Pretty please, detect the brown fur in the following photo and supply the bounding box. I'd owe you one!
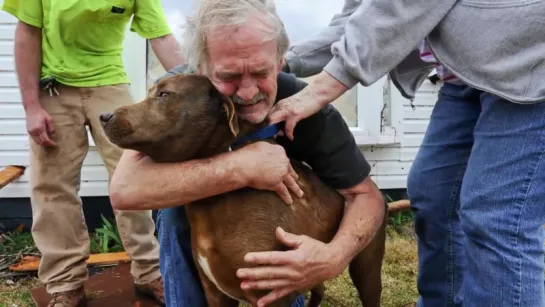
[100,74,387,307]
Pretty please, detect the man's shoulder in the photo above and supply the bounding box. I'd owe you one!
[275,72,308,102]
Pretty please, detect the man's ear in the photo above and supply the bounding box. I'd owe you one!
[221,96,239,137]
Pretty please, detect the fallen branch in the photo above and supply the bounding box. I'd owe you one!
[0,165,26,190]
[387,200,411,214]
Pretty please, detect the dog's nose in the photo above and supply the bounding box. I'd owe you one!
[99,112,113,124]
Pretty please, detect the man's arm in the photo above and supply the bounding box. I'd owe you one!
[15,21,56,147]
[110,142,303,210]
[331,177,385,266]
[110,149,246,210]
[282,0,359,77]
[3,0,55,147]
[322,0,456,89]
[150,34,185,71]
[15,21,41,114]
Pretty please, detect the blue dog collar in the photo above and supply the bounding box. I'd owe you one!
[232,124,280,148]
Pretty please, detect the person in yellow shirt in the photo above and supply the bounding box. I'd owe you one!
[2,0,184,306]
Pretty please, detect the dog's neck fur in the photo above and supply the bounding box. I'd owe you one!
[194,110,270,158]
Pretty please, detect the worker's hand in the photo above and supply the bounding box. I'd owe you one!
[25,105,56,147]
[237,141,304,205]
[268,71,349,141]
[237,227,344,307]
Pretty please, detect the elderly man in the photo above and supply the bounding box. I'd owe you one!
[268,1,545,307]
[109,0,386,306]
[3,0,183,306]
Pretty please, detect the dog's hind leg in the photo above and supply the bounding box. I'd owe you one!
[200,277,239,307]
[349,217,387,307]
[262,293,300,307]
[193,261,239,307]
[306,284,325,307]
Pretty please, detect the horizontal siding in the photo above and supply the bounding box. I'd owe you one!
[0,182,109,198]
[363,78,440,189]
[0,150,106,166]
[4,165,109,183]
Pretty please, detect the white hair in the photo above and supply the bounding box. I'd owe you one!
[181,0,290,71]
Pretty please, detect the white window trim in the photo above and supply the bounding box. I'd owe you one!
[349,75,404,146]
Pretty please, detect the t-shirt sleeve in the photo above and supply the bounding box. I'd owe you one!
[275,73,372,190]
[130,0,172,39]
[1,0,43,28]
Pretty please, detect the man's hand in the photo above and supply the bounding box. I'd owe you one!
[236,227,344,307]
[268,71,349,141]
[26,105,56,147]
[237,142,304,205]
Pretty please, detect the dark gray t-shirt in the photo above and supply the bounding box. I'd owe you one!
[156,65,371,190]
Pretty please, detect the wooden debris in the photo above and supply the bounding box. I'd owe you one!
[387,199,411,214]
[0,165,26,190]
[10,252,130,272]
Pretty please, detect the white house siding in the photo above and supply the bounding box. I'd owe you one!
[0,10,110,198]
[363,79,440,189]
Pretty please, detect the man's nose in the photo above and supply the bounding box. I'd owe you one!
[99,112,113,124]
[236,79,259,101]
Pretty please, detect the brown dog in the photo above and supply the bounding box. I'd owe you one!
[100,73,387,307]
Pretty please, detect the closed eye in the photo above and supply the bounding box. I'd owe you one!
[157,91,171,97]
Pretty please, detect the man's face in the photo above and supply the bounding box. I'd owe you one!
[202,14,283,124]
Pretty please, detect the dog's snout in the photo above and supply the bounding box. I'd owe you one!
[99,112,114,124]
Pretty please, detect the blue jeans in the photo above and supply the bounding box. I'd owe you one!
[407,83,545,307]
[156,206,306,307]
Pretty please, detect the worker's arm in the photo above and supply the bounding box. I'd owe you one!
[150,34,185,71]
[15,21,56,147]
[130,0,185,70]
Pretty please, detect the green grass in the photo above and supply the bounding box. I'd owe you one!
[0,276,40,307]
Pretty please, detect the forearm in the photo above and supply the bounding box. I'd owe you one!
[329,178,385,266]
[14,21,42,111]
[150,34,185,71]
[110,150,247,210]
[324,0,457,89]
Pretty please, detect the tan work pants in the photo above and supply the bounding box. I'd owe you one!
[29,83,160,294]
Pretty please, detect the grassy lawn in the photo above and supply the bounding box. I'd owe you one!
[0,214,418,307]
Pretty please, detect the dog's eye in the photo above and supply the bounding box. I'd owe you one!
[158,91,171,97]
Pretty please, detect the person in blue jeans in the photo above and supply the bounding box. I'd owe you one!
[109,1,387,306]
[268,1,545,306]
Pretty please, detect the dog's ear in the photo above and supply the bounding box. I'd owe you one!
[221,97,239,137]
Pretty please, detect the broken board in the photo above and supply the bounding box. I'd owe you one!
[10,252,131,272]
[31,263,161,307]
[0,165,25,190]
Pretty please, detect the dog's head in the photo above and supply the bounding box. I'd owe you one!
[100,74,259,162]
